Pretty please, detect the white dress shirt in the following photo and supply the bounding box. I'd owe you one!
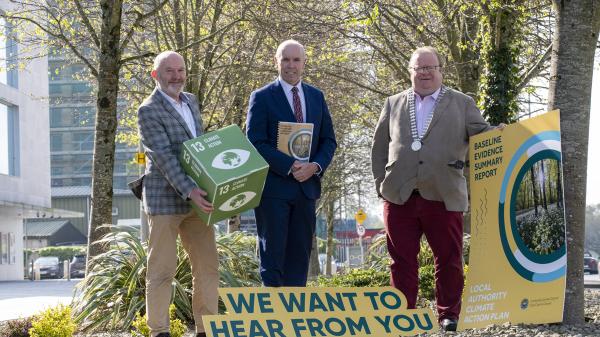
[279,77,306,122]
[158,88,197,138]
[414,87,441,137]
[277,77,322,175]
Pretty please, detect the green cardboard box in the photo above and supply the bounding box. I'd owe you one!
[180,125,269,225]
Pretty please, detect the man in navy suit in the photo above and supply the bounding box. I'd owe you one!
[246,40,337,286]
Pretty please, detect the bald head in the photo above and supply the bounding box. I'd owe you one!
[275,40,306,85]
[151,51,187,101]
[153,51,184,71]
[275,40,306,60]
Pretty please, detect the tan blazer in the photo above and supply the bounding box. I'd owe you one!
[371,87,492,212]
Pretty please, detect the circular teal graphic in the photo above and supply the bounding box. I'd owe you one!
[498,131,566,282]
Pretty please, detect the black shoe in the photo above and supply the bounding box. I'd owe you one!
[196,333,207,337]
[440,318,458,331]
[156,333,171,337]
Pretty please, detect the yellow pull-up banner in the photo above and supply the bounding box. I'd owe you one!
[459,110,566,330]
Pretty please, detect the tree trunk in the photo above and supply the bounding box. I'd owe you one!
[326,200,335,276]
[540,161,548,211]
[557,161,563,209]
[86,0,123,272]
[548,0,600,325]
[530,167,539,216]
[307,233,320,281]
[479,3,522,124]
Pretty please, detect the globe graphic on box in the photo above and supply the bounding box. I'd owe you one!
[211,149,250,170]
[222,151,241,168]
[229,194,247,208]
[219,191,257,212]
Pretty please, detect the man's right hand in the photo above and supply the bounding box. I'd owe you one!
[189,188,214,213]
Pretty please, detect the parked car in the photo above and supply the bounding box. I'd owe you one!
[32,256,62,279]
[69,254,86,278]
[584,254,598,274]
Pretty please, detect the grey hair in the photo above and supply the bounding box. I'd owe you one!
[409,46,444,68]
[275,39,306,60]
[153,51,184,70]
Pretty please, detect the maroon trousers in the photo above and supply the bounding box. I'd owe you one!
[383,193,464,321]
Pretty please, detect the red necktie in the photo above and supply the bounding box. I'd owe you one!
[292,86,303,123]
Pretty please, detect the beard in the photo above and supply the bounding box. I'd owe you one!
[161,82,184,98]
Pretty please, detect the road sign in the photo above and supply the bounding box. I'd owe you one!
[136,152,145,165]
[355,209,366,224]
[357,224,366,237]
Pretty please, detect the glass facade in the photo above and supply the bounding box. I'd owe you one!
[49,53,137,189]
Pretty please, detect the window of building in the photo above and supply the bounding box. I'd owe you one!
[0,232,8,264]
[73,107,94,126]
[49,83,92,96]
[0,17,18,88]
[51,166,63,175]
[50,133,63,151]
[50,107,95,127]
[0,103,19,176]
[113,176,127,189]
[73,131,94,151]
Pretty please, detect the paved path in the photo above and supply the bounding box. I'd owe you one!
[0,279,81,321]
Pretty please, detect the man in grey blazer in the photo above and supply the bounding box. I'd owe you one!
[137,51,216,337]
[371,46,499,331]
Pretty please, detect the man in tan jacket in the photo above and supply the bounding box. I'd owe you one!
[371,46,498,331]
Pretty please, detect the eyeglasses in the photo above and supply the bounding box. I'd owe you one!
[410,65,442,74]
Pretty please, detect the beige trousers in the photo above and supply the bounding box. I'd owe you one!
[146,210,218,337]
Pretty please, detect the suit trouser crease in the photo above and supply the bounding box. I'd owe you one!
[255,195,316,286]
[383,195,463,321]
[146,211,219,336]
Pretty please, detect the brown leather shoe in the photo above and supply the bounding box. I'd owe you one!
[196,333,207,337]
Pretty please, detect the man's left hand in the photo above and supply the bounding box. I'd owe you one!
[292,161,319,182]
[496,123,508,131]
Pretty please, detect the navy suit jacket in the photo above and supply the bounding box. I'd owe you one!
[247,80,337,200]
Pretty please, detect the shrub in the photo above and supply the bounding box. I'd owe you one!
[517,207,565,254]
[418,264,435,300]
[0,317,33,337]
[71,226,260,332]
[29,305,76,337]
[131,304,186,337]
[317,268,390,287]
[366,235,434,272]
[36,246,86,262]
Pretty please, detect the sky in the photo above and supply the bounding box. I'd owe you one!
[586,57,600,205]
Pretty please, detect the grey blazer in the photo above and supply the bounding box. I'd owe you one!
[371,88,492,212]
[137,88,203,215]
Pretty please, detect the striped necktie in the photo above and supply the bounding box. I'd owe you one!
[291,86,303,123]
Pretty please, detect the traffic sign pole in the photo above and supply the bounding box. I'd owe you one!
[355,209,367,265]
